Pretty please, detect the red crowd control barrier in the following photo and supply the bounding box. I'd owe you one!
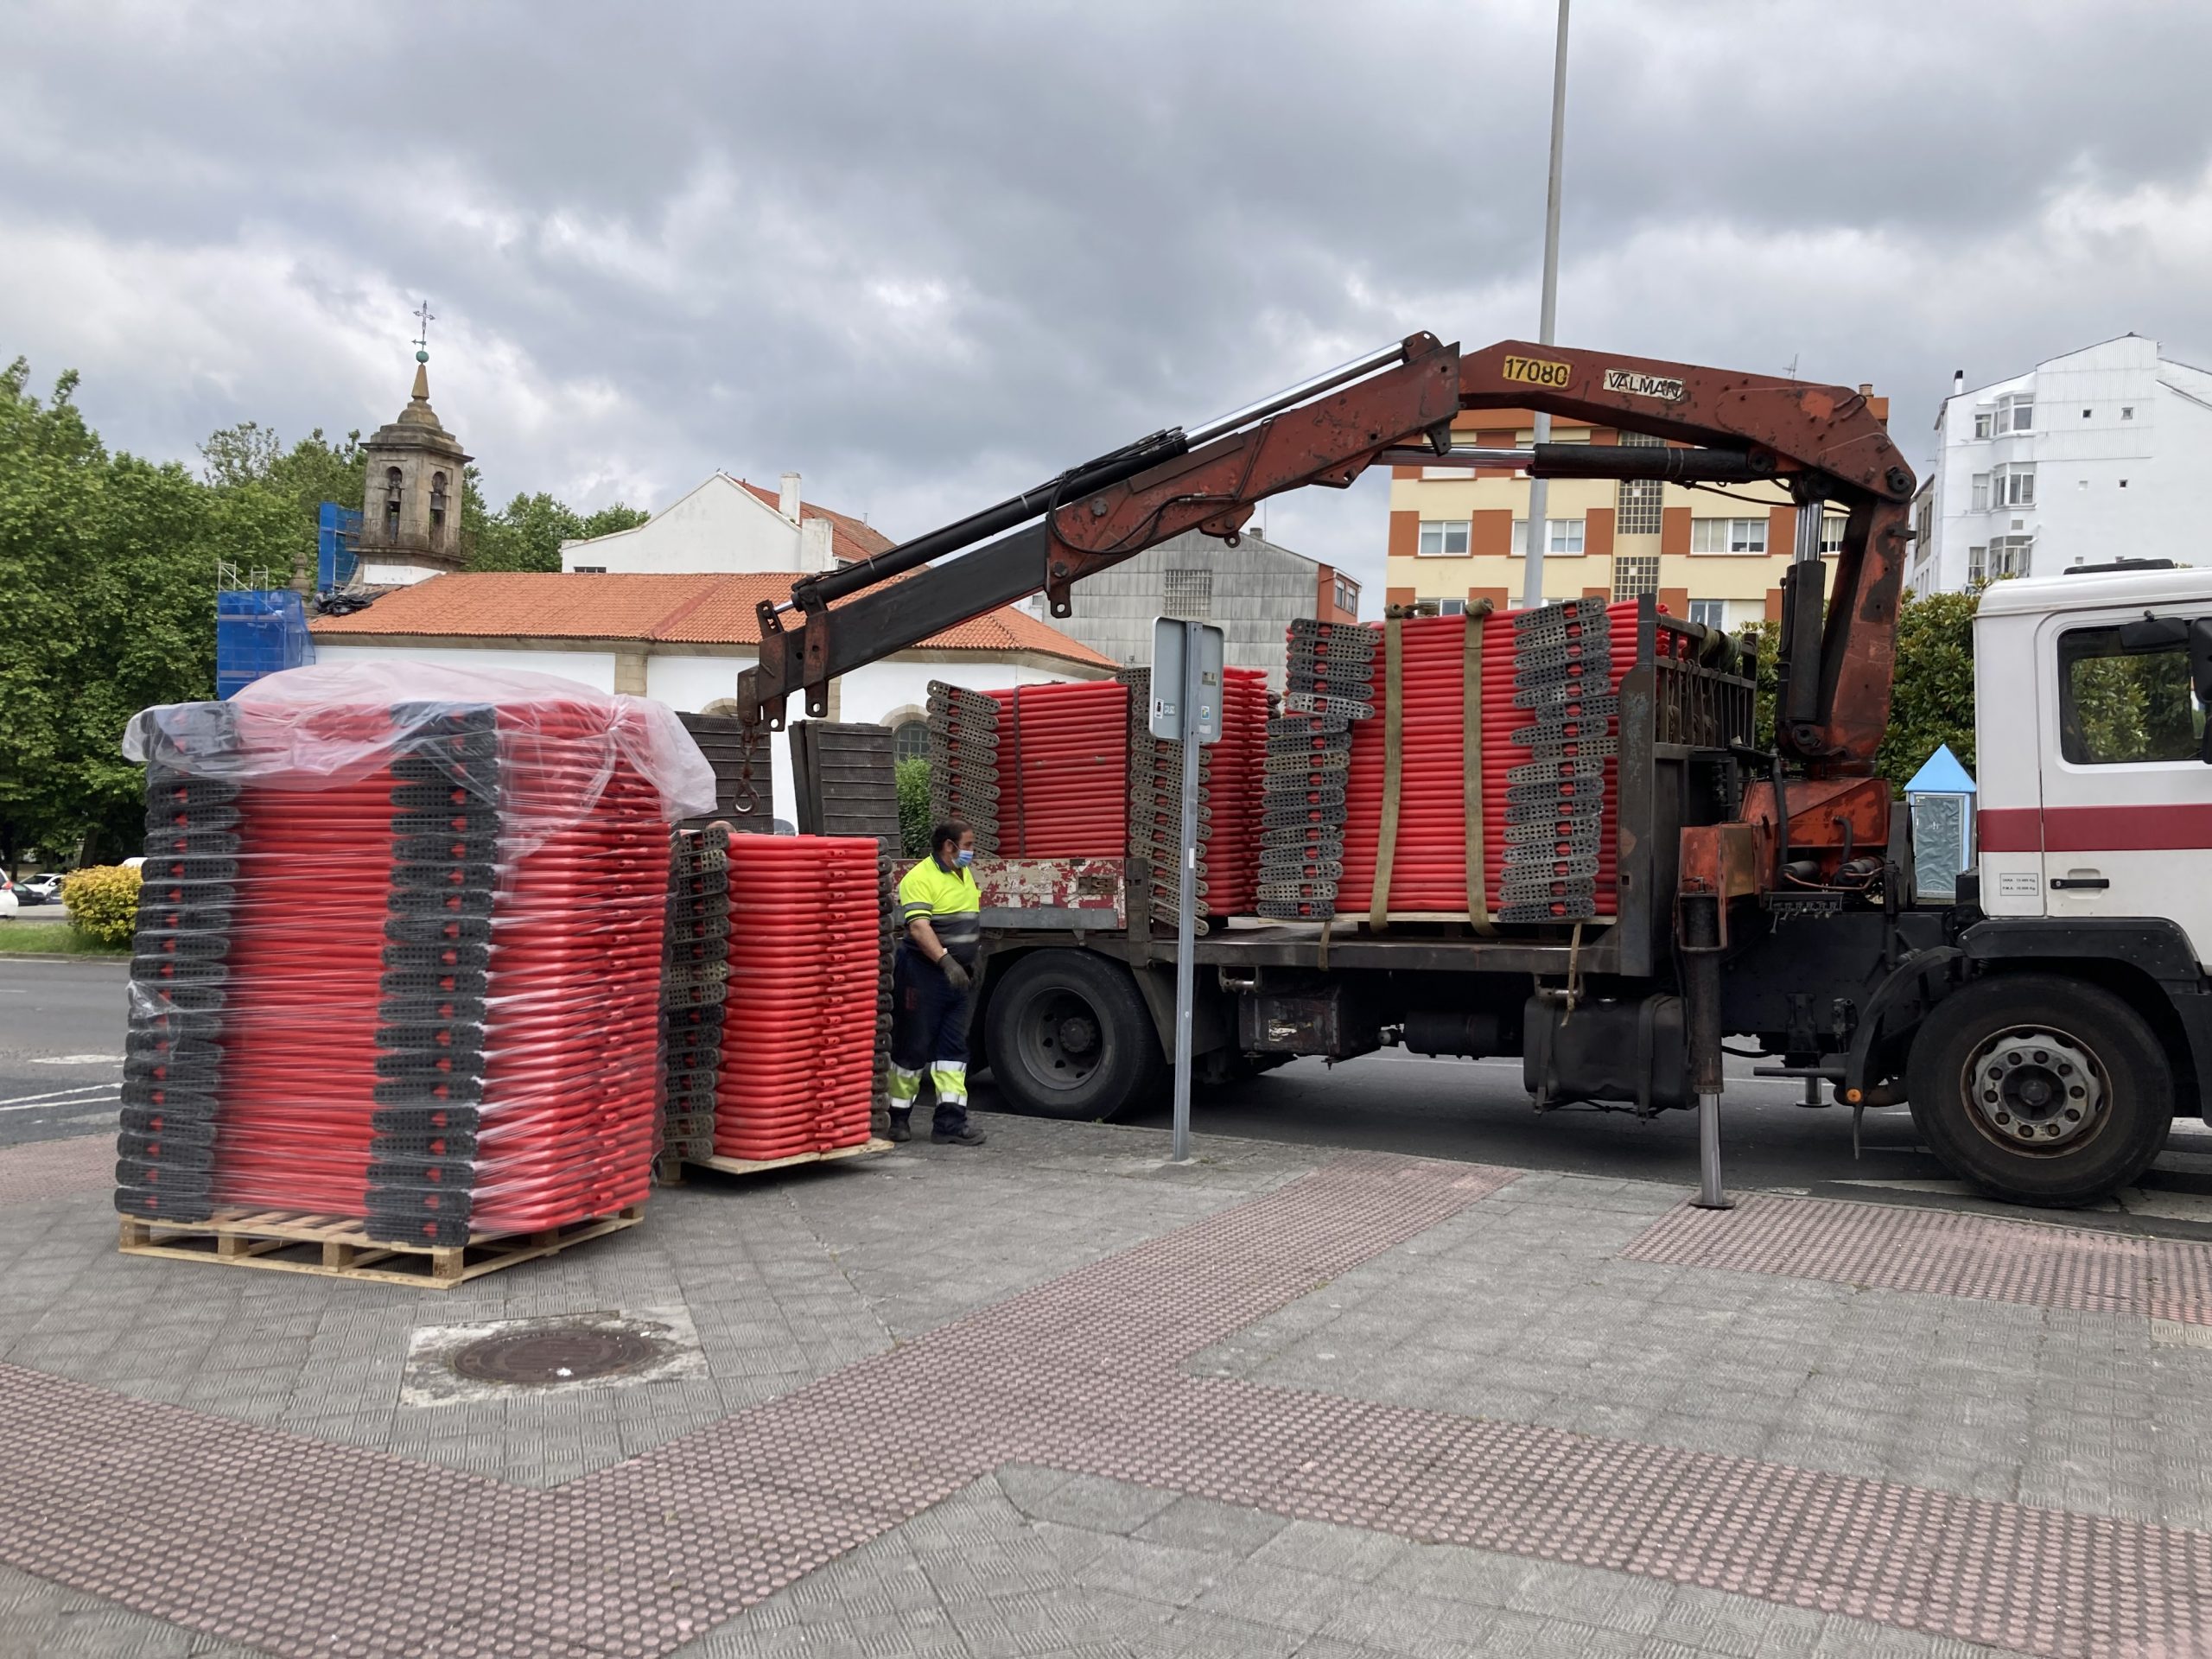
[986,681,1128,858]
[117,663,715,1246]
[715,836,882,1161]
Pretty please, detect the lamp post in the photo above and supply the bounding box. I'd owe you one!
[1521,0,1572,610]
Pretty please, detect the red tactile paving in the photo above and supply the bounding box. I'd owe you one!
[0,1133,118,1205]
[3,1158,2210,1658]
[1623,1191,2212,1326]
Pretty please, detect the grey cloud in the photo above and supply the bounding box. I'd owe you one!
[7,0,2212,606]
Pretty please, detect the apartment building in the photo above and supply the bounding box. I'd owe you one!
[1383,402,1878,632]
[1909,334,2212,596]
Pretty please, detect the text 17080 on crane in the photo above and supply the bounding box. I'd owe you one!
[736,334,2212,1208]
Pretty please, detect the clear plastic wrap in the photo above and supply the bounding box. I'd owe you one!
[118,664,717,1249]
[124,660,716,851]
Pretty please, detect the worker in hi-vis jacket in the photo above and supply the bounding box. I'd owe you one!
[888,822,987,1147]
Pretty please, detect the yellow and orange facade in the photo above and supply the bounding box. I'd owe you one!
[1382,399,1887,632]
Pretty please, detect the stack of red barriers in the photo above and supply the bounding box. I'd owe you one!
[715,835,880,1160]
[118,664,714,1245]
[985,681,1128,857]
[1312,600,1642,923]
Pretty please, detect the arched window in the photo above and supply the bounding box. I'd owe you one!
[892,716,929,763]
[429,470,448,529]
[383,467,403,537]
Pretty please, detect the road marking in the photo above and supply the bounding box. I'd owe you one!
[0,1084,123,1109]
[0,1096,120,1115]
[31,1054,123,1065]
[0,1095,119,1114]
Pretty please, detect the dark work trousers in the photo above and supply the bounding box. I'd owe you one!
[890,943,980,1135]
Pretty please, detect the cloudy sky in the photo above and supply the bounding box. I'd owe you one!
[7,1,2212,602]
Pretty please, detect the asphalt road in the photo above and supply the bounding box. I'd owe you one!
[0,955,127,1147]
[8,953,2211,1237]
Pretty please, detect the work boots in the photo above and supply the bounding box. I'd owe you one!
[932,1126,987,1147]
[887,1109,913,1144]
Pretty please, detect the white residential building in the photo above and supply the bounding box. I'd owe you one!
[559,471,887,575]
[1910,334,2212,596]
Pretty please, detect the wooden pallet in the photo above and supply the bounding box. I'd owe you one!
[116,1204,645,1287]
[655,1137,893,1186]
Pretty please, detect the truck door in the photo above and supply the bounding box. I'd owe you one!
[2035,611,2212,958]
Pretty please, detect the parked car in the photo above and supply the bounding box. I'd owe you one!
[0,876,16,919]
[16,874,60,906]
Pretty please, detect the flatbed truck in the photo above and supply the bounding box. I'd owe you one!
[739,337,2212,1207]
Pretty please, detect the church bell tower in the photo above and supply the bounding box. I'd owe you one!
[355,303,471,582]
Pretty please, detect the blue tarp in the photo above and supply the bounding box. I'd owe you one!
[215,588,315,700]
[317,501,362,590]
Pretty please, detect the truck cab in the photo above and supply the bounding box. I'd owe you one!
[1891,561,2212,1204]
[1974,563,2212,953]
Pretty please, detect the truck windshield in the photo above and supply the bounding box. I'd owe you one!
[2056,623,2202,765]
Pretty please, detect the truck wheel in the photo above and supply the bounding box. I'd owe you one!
[1906,974,2171,1206]
[983,950,1164,1120]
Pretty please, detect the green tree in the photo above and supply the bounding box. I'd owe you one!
[1874,589,1979,789]
[896,757,932,857]
[200,420,365,588]
[0,360,222,868]
[466,489,650,572]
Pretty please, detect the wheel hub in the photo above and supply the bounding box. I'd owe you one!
[1020,987,1106,1087]
[1967,1029,2104,1149]
[1055,1014,1101,1058]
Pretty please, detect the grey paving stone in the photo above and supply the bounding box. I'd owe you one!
[1249,1520,1410,1585]
[1018,1471,1183,1536]
[1132,1493,1292,1558]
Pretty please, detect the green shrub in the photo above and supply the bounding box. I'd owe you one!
[60,863,141,949]
[895,757,931,859]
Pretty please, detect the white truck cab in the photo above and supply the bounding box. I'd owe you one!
[1974,562,2212,961]
[1878,559,2212,1205]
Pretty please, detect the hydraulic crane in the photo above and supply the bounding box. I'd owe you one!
[738,333,1915,889]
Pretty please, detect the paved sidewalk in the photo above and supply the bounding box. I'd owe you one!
[0,1114,2207,1657]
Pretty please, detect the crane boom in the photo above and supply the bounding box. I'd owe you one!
[734,335,1915,774]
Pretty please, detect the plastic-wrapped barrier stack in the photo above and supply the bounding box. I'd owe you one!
[925,682,1001,855]
[1257,620,1377,918]
[715,836,881,1161]
[118,664,715,1245]
[658,826,732,1168]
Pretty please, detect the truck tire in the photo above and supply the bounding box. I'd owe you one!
[1906,973,2171,1206]
[983,950,1164,1120]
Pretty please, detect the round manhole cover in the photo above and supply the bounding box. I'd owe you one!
[448,1325,662,1385]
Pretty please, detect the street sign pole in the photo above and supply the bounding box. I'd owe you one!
[1149,617,1223,1165]
[1173,636,1202,1163]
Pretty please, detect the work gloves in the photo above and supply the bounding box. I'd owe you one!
[938,956,972,992]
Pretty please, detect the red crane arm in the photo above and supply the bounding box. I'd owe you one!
[738,335,1913,776]
[1452,340,1917,768]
